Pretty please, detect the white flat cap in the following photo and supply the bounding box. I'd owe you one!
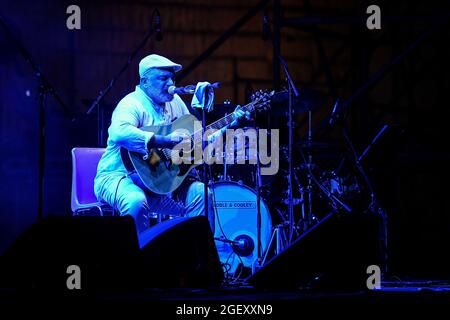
[139,54,182,77]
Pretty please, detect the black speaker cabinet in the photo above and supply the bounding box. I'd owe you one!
[247,212,383,290]
[0,215,141,291]
[138,216,223,288]
[1,215,223,291]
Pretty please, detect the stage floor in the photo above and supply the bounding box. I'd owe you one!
[1,279,449,317]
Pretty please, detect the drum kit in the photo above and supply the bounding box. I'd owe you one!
[209,89,364,281]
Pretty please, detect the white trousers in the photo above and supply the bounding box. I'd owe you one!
[96,173,214,234]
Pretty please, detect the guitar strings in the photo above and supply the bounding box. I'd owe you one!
[153,94,269,162]
[190,100,257,143]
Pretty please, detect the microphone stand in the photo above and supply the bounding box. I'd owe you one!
[86,11,159,146]
[255,122,262,271]
[202,91,209,229]
[278,54,299,244]
[0,15,72,221]
[330,99,388,272]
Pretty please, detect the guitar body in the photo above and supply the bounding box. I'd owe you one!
[123,114,200,194]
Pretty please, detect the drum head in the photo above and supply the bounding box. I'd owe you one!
[211,181,272,278]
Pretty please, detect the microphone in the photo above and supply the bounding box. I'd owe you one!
[215,235,254,257]
[214,236,249,250]
[214,237,240,245]
[329,98,341,126]
[168,82,220,95]
[231,235,254,256]
[154,9,162,41]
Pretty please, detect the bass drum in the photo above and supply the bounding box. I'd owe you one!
[211,181,272,278]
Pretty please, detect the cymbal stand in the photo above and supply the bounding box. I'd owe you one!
[296,109,315,234]
[262,218,289,265]
[296,106,354,232]
[278,54,298,244]
[306,110,314,230]
[255,126,263,270]
[280,147,303,236]
[292,161,306,232]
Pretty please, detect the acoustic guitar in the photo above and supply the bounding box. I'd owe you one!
[121,90,273,194]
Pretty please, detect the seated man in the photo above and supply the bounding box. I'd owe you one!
[94,54,245,234]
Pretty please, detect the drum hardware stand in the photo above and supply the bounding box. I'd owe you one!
[308,169,352,214]
[253,119,280,273]
[257,54,305,265]
[297,100,353,216]
[278,54,299,245]
[279,147,304,236]
[261,221,289,265]
[254,126,263,273]
[261,203,295,264]
[294,105,319,234]
[321,16,450,270]
[292,164,307,233]
[303,109,315,233]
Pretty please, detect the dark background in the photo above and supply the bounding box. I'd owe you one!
[1,0,450,280]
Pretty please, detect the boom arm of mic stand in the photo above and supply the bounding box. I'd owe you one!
[199,88,210,229]
[358,124,389,163]
[0,15,73,119]
[278,54,300,98]
[342,126,375,196]
[86,22,157,145]
[1,14,75,222]
[87,22,157,115]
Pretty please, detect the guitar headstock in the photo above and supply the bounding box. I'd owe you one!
[250,90,274,112]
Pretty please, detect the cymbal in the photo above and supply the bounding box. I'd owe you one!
[270,88,322,115]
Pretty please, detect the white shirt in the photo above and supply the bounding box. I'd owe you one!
[94,85,190,196]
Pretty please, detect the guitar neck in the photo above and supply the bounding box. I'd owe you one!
[190,89,272,142]
[205,102,255,132]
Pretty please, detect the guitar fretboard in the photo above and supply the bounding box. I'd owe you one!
[158,91,271,160]
[192,101,256,142]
